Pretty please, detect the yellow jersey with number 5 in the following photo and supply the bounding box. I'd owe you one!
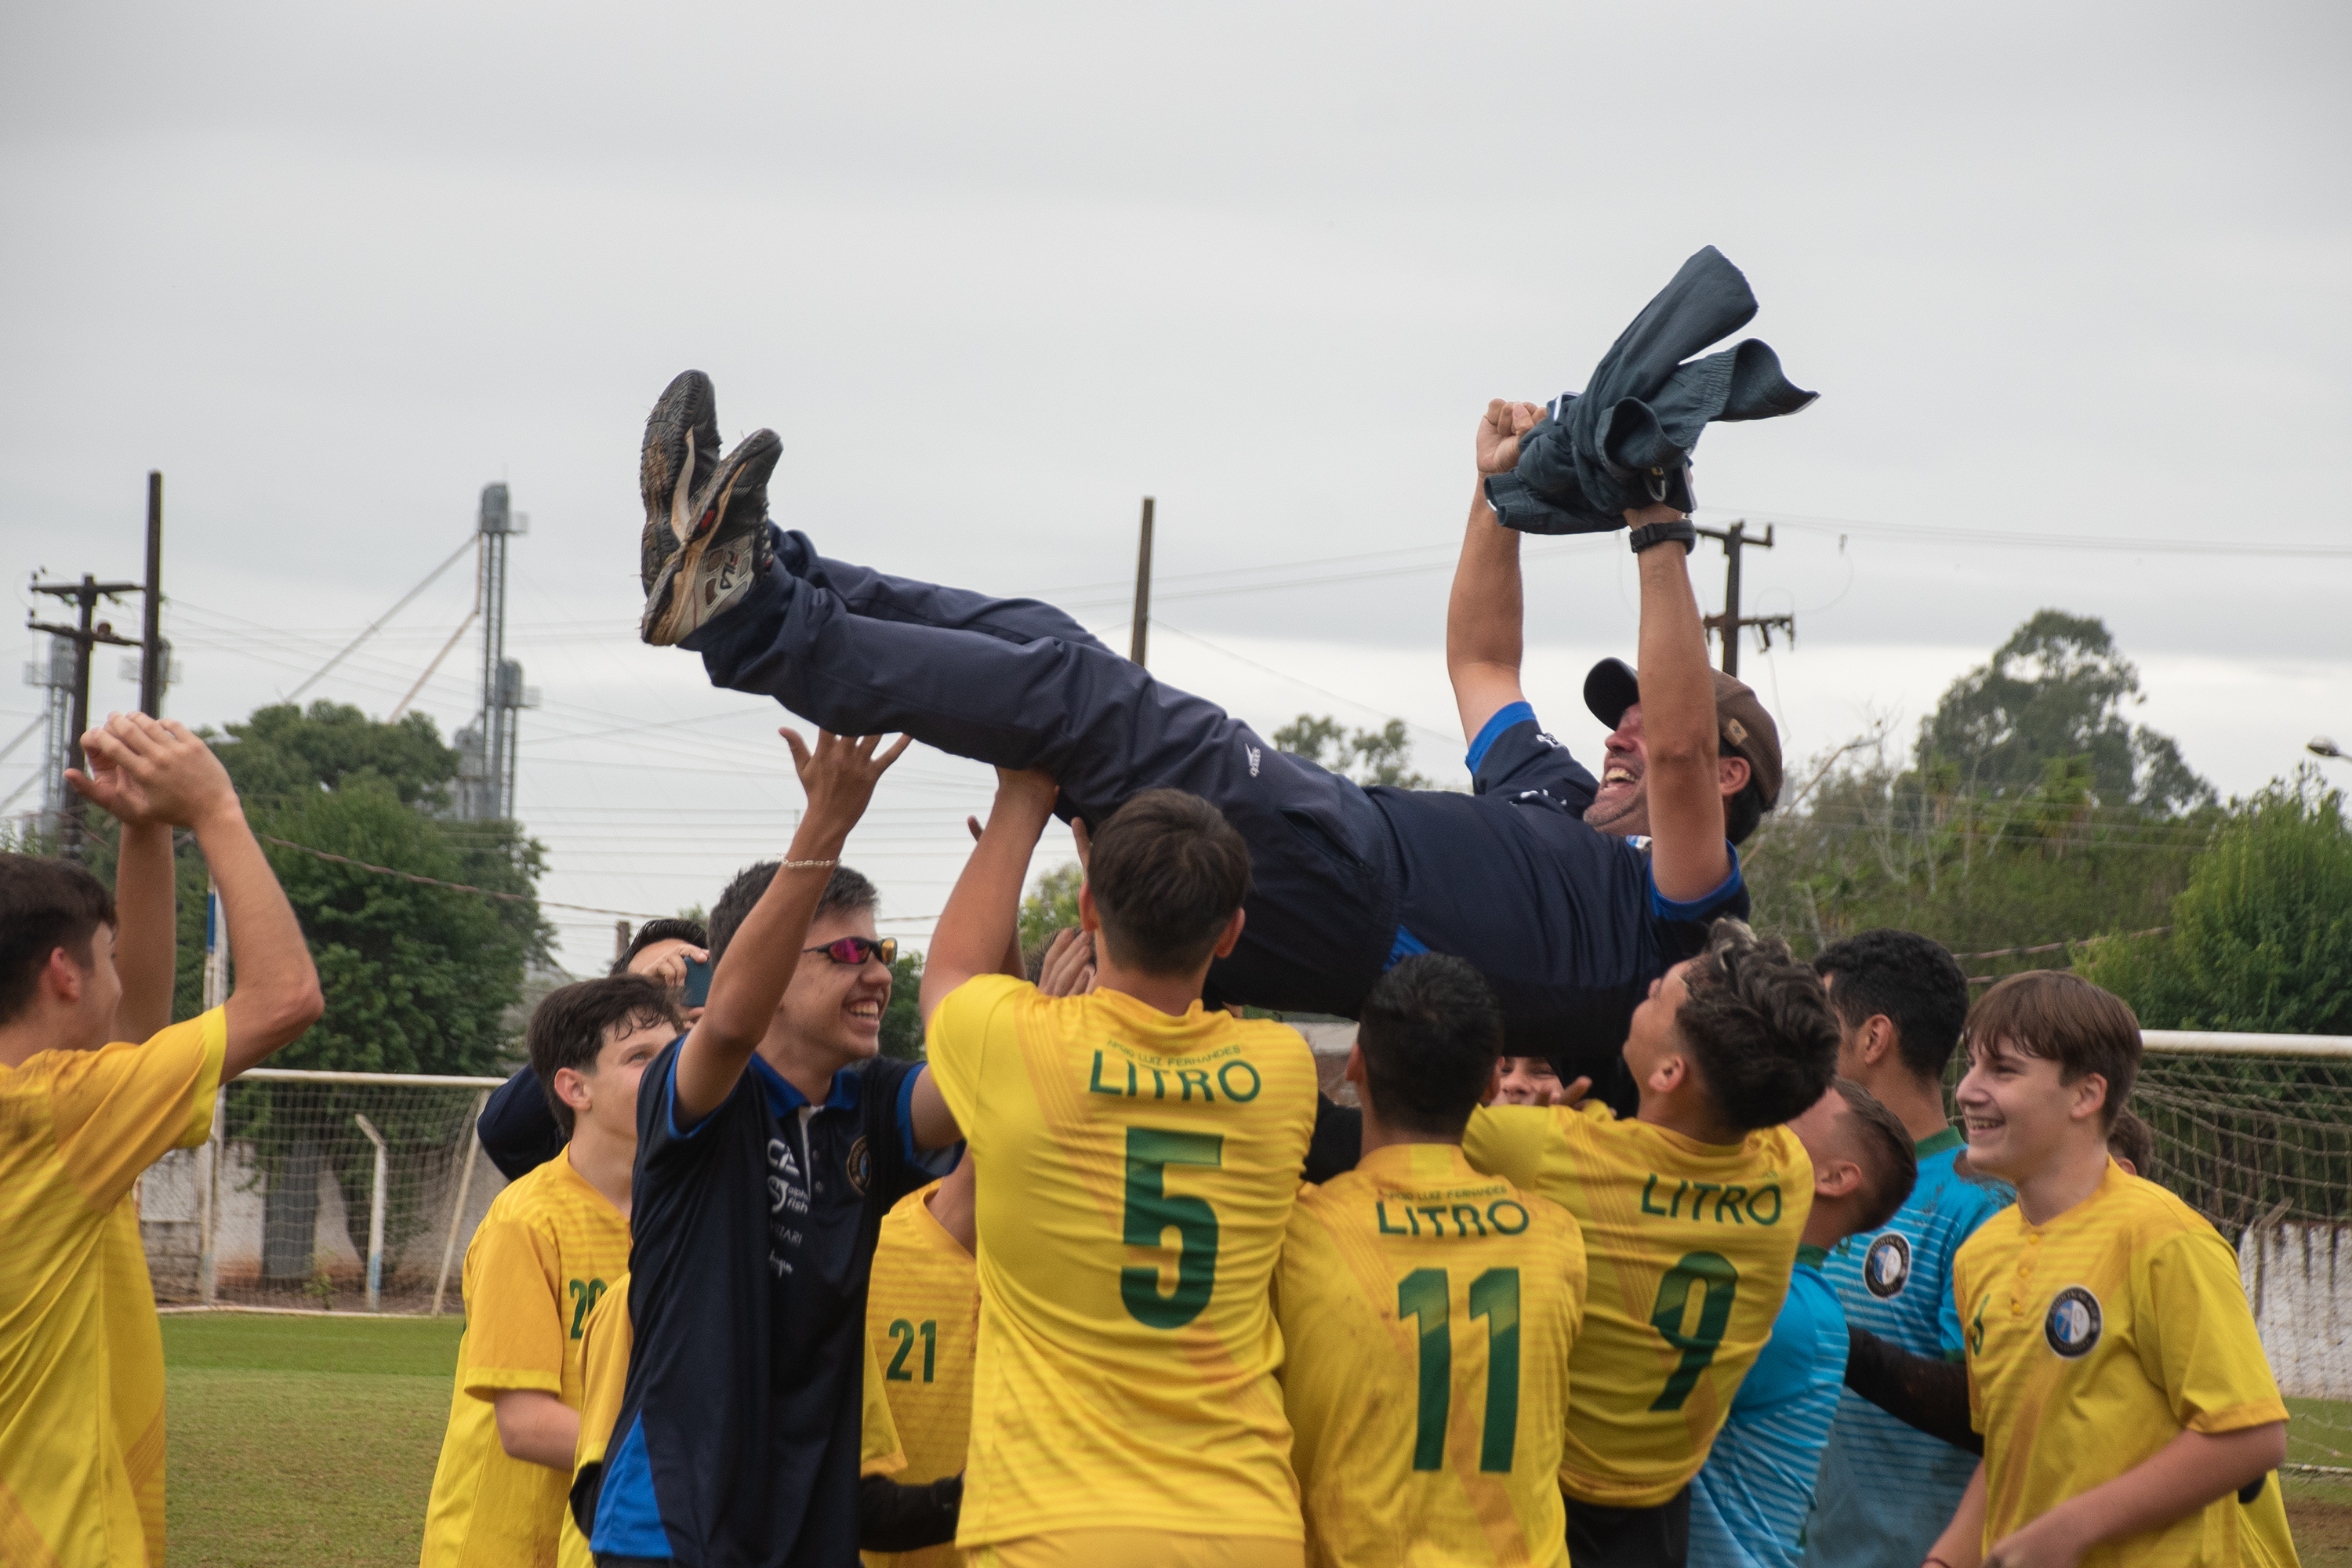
[924,975,1318,1548]
[1462,1102,1810,1508]
[1279,1142,1586,1568]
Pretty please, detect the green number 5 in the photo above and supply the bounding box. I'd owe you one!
[1398,1267,1521,1474]
[1121,1127,1224,1329]
[1647,1251,1739,1412]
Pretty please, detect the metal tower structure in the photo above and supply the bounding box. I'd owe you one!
[20,636,74,833]
[452,484,535,822]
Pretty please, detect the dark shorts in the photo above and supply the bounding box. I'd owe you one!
[1565,1486,1690,1568]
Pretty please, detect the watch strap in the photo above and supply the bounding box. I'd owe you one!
[1628,518,1697,555]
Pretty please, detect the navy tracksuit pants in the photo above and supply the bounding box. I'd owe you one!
[684,528,1400,1018]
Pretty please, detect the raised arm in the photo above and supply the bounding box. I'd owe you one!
[1446,401,1544,746]
[673,729,909,1121]
[76,713,323,1075]
[920,768,1058,1022]
[69,718,176,1043]
[1631,506,1732,902]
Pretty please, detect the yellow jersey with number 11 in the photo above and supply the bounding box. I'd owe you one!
[1279,1142,1586,1568]
[1462,1102,1811,1508]
[925,975,1318,1549]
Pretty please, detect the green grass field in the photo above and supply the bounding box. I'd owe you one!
[163,1312,463,1568]
[160,1312,2352,1565]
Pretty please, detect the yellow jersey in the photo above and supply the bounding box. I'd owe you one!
[865,1180,981,1568]
[1461,1102,1811,1508]
[924,975,1318,1547]
[420,1146,630,1568]
[0,1008,226,1568]
[1955,1160,2297,1566]
[1277,1142,1587,1568]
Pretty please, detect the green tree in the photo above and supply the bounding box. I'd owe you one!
[879,946,927,1062]
[1019,863,1083,958]
[1272,713,1431,789]
[1914,611,2212,812]
[2078,768,2352,1034]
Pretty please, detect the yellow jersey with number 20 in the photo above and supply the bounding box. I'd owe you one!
[1279,1142,1586,1568]
[925,975,1318,1548]
[1462,1102,1811,1508]
[1955,1160,2297,1568]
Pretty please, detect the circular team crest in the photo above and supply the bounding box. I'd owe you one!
[845,1134,872,1196]
[1864,1233,1912,1299]
[2045,1286,2103,1358]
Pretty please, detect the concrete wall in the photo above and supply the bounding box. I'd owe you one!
[2242,1221,2352,1400]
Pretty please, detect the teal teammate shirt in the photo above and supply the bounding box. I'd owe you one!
[1799,1129,2012,1568]
[1688,1248,1847,1568]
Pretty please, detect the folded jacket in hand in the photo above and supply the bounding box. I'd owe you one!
[1484,245,1817,535]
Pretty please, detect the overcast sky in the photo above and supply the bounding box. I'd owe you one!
[4,0,2347,972]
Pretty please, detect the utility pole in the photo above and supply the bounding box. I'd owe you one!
[1694,519,1795,679]
[1130,496,1155,667]
[26,574,143,859]
[140,472,167,716]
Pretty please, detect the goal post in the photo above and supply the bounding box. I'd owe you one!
[143,1066,510,1316]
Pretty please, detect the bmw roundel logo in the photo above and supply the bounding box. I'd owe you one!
[1864,1233,1912,1299]
[2045,1286,2103,1358]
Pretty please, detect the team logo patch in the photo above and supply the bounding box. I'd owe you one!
[845,1134,872,1196]
[2045,1286,2103,1358]
[1864,1232,1912,1298]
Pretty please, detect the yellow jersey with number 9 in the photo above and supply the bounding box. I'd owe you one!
[924,975,1318,1548]
[1462,1102,1811,1508]
[1279,1142,1586,1568]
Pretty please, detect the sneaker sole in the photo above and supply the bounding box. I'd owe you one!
[640,371,718,592]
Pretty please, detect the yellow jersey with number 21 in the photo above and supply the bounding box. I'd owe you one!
[1462,1102,1811,1508]
[864,1179,981,1568]
[925,975,1318,1549]
[1279,1142,1586,1568]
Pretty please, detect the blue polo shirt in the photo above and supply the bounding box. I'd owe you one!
[1690,1249,1848,1568]
[1801,1129,2011,1568]
[588,1043,954,1566]
[1369,702,1748,1081]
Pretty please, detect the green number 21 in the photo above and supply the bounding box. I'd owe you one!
[1398,1267,1520,1473]
[885,1319,936,1382]
[1647,1251,1739,1411]
[1121,1127,1225,1329]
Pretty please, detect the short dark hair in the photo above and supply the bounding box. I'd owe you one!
[609,916,710,978]
[1813,928,1972,1084]
[528,975,684,1138]
[1725,779,1768,847]
[1085,791,1250,978]
[1676,920,1840,1133]
[708,864,878,965]
[1967,971,2140,1130]
[2107,1105,2156,1176]
[0,855,117,1026]
[1831,1078,1919,1233]
[1356,954,1504,1138]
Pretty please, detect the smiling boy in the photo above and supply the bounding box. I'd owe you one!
[422,975,679,1568]
[1926,971,2295,1568]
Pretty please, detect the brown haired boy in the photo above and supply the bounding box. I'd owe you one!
[1926,971,2294,1567]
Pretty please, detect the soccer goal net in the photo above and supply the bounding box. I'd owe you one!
[141,1068,510,1315]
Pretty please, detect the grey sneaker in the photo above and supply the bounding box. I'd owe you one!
[640,371,723,593]
[641,427,782,645]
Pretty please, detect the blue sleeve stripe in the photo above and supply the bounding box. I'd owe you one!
[1385,925,1432,968]
[897,1066,924,1168]
[1464,701,1536,774]
[1649,842,1744,922]
[661,1042,710,1141]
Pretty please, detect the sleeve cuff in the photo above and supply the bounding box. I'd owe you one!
[176,1008,230,1150]
[461,1369,564,1401]
[895,1067,963,1177]
[2185,1399,2292,1436]
[1648,843,1744,922]
[662,1051,710,1141]
[1465,702,1536,773]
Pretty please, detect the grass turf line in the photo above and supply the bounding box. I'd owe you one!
[164,1312,463,1568]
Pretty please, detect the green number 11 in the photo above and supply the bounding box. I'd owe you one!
[1397,1267,1520,1474]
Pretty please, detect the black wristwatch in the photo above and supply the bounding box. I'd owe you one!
[1628,517,1697,555]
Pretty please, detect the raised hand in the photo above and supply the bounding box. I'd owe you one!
[780,728,913,833]
[1476,399,1544,475]
[1036,927,1098,997]
[69,713,238,829]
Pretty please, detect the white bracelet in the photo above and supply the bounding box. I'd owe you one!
[781,858,840,871]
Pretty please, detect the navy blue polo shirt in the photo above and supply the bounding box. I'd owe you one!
[1367,701,1747,1081]
[589,1042,953,1567]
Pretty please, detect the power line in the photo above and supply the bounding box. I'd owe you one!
[253,833,668,920]
[285,534,477,702]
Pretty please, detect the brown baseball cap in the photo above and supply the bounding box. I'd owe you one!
[1582,657,1783,808]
